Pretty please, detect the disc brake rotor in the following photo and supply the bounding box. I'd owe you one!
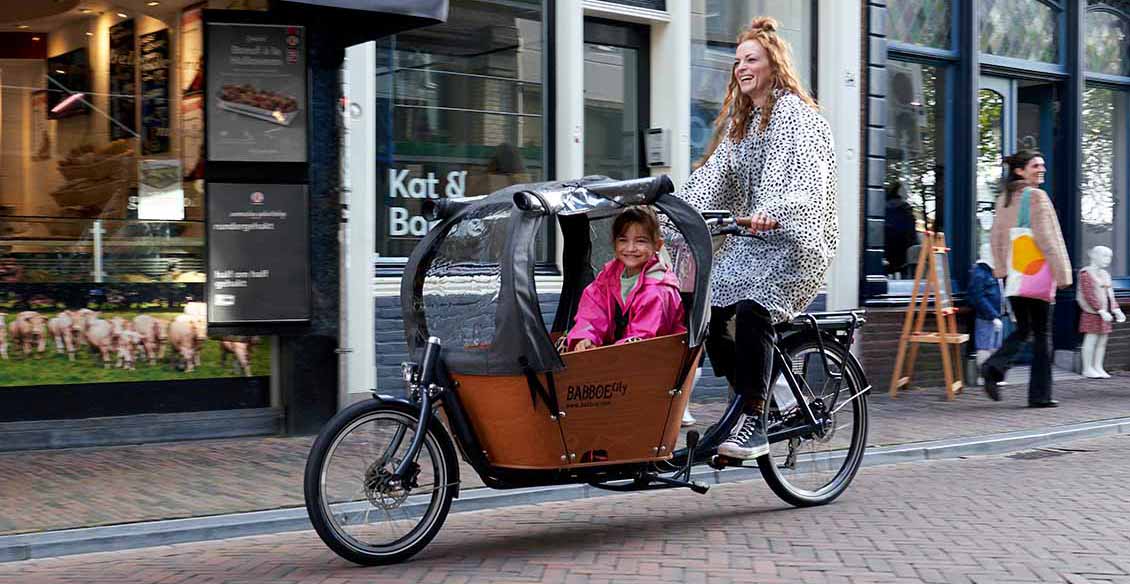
[363,458,418,510]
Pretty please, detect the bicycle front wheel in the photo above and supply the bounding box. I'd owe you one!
[304,399,458,565]
[757,336,869,506]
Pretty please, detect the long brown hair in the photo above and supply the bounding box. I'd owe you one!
[697,17,818,167]
[1001,149,1044,207]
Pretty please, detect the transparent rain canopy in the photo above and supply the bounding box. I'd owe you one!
[422,203,512,353]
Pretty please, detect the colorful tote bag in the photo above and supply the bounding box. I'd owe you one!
[1004,188,1056,302]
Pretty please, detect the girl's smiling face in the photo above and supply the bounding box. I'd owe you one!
[615,222,661,276]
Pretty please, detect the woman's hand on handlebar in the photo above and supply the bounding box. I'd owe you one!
[736,213,778,234]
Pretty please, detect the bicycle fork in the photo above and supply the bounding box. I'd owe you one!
[391,336,443,485]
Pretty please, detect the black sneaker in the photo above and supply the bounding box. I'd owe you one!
[981,364,1002,401]
[717,413,769,460]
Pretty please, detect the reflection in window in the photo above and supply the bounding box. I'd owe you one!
[887,0,952,49]
[375,0,545,261]
[980,0,1058,63]
[1085,9,1130,76]
[976,89,1004,247]
[884,61,947,279]
[1081,86,1129,277]
[689,0,812,162]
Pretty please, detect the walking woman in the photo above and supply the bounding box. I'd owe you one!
[981,150,1071,407]
[677,17,838,459]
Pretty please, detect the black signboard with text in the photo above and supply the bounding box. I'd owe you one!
[207,182,310,325]
[140,28,171,154]
[109,19,136,140]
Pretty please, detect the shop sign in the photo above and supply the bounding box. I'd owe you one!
[386,167,466,236]
[207,183,310,324]
[140,28,171,154]
[206,23,307,163]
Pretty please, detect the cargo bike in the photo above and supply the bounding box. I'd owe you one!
[304,175,871,565]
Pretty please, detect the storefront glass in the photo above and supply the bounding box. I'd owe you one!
[689,0,812,163]
[373,0,545,263]
[1081,85,1129,277]
[1085,7,1130,77]
[883,61,949,279]
[979,0,1059,64]
[887,0,952,50]
[0,1,272,387]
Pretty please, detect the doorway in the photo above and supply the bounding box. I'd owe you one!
[976,75,1062,247]
[583,20,649,180]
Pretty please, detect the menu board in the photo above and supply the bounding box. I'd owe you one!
[140,29,171,154]
[206,23,307,163]
[109,19,136,141]
[207,183,310,324]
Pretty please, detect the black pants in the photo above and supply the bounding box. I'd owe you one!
[983,297,1052,403]
[705,301,776,407]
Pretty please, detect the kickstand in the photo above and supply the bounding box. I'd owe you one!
[654,430,708,494]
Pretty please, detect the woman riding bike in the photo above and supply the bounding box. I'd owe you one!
[676,16,839,460]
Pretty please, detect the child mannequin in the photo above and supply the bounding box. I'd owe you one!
[1077,245,1125,378]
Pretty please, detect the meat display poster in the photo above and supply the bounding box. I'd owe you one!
[207,183,309,324]
[109,19,136,141]
[140,28,171,154]
[206,23,307,163]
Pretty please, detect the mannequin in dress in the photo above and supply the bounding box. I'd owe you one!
[1077,246,1125,378]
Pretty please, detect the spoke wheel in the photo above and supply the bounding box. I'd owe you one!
[757,337,869,506]
[304,400,457,565]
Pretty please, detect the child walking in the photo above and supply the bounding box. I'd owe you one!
[565,206,686,351]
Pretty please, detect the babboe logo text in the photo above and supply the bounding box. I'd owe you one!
[566,381,629,402]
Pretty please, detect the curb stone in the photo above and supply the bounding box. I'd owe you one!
[2,416,1128,563]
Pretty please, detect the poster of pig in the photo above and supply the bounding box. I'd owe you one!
[0,284,269,387]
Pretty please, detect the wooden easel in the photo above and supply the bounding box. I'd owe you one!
[889,232,969,400]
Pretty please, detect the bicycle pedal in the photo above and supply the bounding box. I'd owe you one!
[710,454,755,469]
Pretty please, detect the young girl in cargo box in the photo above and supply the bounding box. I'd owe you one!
[564,206,686,352]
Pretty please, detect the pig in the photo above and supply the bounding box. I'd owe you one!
[132,315,170,366]
[220,336,260,377]
[69,309,99,351]
[168,314,207,372]
[9,311,47,357]
[115,330,143,370]
[84,319,116,368]
[0,313,7,360]
[48,312,77,361]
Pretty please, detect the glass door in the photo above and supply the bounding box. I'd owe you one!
[583,20,648,179]
[976,75,1061,247]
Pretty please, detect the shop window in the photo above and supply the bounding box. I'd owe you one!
[887,0,952,49]
[1,1,273,388]
[980,0,1059,64]
[1081,86,1129,277]
[883,61,949,280]
[689,0,813,163]
[1085,7,1130,77]
[976,88,1005,248]
[373,0,546,264]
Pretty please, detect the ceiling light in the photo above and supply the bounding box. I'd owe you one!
[85,32,93,36]
[147,1,160,5]
[32,37,41,41]
[51,93,86,114]
[80,8,93,14]
[117,12,128,18]
[55,69,66,75]
[17,25,28,29]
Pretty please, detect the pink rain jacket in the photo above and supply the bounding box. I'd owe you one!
[565,255,686,350]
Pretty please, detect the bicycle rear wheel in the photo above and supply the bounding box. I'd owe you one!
[757,336,869,506]
[304,399,458,565]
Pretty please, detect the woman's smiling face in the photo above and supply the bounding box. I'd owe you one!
[734,39,771,99]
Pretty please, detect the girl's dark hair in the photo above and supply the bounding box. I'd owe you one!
[612,206,662,244]
[1001,149,1044,207]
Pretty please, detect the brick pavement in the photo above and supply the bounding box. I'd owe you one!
[3,433,1129,583]
[1,369,1127,537]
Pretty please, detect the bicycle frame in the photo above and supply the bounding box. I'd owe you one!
[389,311,867,492]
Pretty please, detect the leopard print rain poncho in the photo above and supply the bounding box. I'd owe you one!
[677,91,838,324]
